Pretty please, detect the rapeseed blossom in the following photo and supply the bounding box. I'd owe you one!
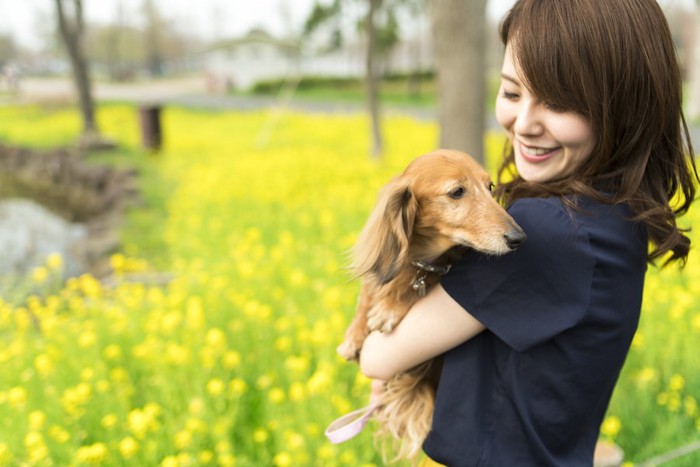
[0,105,696,465]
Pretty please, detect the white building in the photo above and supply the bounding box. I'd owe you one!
[202,28,434,93]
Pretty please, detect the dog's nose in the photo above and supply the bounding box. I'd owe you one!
[504,229,527,250]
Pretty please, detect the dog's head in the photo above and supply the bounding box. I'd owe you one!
[353,149,526,284]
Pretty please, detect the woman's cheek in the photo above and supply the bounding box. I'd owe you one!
[495,98,515,135]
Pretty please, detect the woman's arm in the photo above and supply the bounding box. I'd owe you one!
[359,283,486,381]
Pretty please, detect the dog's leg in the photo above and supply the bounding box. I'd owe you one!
[337,282,374,361]
[366,298,410,334]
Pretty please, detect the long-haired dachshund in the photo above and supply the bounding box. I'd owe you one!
[337,149,526,462]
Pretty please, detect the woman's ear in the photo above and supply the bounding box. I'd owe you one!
[352,177,416,284]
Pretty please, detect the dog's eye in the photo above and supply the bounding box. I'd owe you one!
[488,182,495,192]
[449,187,465,199]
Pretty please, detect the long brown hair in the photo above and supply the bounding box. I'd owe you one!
[495,0,699,265]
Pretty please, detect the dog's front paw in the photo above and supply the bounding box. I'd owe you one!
[367,307,401,333]
[336,339,361,361]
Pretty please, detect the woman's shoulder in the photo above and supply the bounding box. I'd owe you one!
[507,197,581,243]
[507,196,646,260]
[509,196,637,230]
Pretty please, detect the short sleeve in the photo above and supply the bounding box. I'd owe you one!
[440,198,595,352]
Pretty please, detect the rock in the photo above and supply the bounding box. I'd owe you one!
[0,198,88,278]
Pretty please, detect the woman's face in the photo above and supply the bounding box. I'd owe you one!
[495,45,595,183]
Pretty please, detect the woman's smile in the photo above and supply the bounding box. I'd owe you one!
[517,142,561,163]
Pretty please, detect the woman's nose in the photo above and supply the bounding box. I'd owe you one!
[513,101,543,136]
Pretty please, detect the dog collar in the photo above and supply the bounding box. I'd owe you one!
[411,260,452,276]
[411,260,452,296]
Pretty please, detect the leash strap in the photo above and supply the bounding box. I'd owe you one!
[325,402,380,444]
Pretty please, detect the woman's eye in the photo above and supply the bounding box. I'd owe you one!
[501,91,518,100]
[449,187,465,199]
[543,101,566,113]
[488,182,495,192]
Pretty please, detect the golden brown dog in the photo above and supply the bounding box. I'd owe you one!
[337,149,526,462]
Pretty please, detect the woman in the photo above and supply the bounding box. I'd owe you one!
[360,0,699,465]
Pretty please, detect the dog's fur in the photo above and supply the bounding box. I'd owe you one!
[337,149,526,462]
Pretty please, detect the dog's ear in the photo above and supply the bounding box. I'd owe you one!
[352,177,417,284]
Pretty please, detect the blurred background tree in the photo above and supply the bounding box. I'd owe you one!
[431,0,487,163]
[54,0,100,144]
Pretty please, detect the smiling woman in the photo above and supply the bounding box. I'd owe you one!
[495,45,596,183]
[358,1,700,466]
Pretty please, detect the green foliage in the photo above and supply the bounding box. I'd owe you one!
[0,105,698,466]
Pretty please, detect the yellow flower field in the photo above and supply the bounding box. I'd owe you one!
[0,104,698,466]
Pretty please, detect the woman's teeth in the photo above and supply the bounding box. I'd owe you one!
[522,145,555,156]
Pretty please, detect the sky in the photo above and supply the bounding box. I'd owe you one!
[0,0,694,51]
[0,0,521,51]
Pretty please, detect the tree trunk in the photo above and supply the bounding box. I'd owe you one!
[686,2,700,120]
[55,0,99,136]
[430,0,487,164]
[366,0,384,158]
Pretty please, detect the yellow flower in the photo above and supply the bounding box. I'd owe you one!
[691,313,700,332]
[7,386,27,408]
[80,367,96,381]
[222,350,241,369]
[289,382,305,402]
[669,374,685,392]
[253,428,268,443]
[32,266,49,284]
[103,344,122,360]
[283,430,305,450]
[110,253,126,273]
[600,416,622,439]
[198,450,214,464]
[256,374,274,390]
[24,431,48,463]
[273,451,293,467]
[174,430,192,450]
[75,442,108,464]
[24,431,44,449]
[631,332,644,349]
[634,367,658,387]
[128,405,160,439]
[0,443,11,465]
[207,378,225,397]
[79,274,103,298]
[166,343,190,365]
[78,330,97,348]
[275,336,292,352]
[101,414,118,429]
[205,328,227,349]
[218,453,236,466]
[229,378,247,397]
[118,437,139,459]
[317,444,335,461]
[28,410,46,430]
[186,297,205,329]
[186,417,207,433]
[188,397,205,415]
[268,387,286,404]
[49,425,71,443]
[657,391,669,406]
[46,252,63,270]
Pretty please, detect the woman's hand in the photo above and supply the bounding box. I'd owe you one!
[370,379,385,405]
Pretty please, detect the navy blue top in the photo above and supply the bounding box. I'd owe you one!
[423,196,647,466]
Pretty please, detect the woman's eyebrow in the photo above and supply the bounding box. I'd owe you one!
[501,73,520,86]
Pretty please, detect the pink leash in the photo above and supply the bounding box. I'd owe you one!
[325,402,380,444]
